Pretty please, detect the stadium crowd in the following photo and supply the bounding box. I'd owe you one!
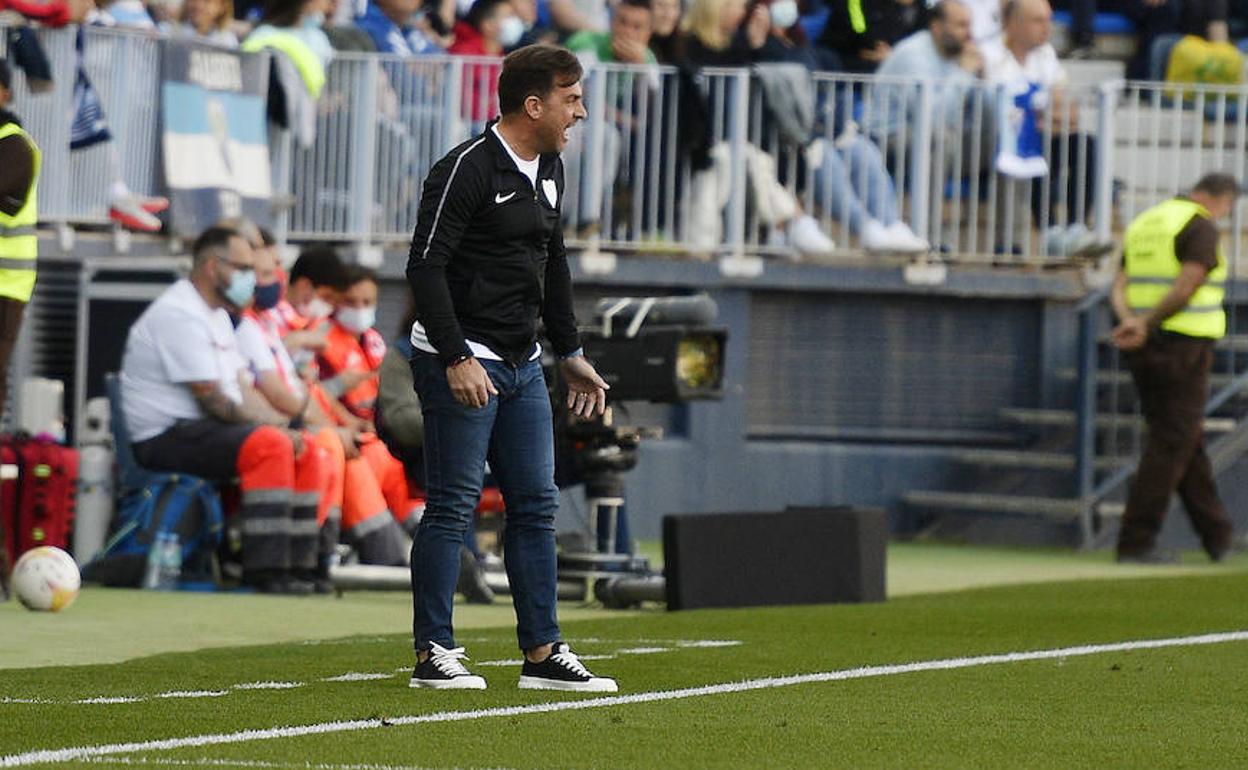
[4,0,1248,258]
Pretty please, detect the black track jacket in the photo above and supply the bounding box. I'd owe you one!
[406,122,581,367]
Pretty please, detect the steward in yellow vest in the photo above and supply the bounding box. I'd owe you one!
[1109,172,1242,564]
[0,58,40,597]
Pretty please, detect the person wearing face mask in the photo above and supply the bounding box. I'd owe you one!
[239,242,413,569]
[243,0,335,146]
[316,265,426,537]
[120,226,329,595]
[449,0,519,125]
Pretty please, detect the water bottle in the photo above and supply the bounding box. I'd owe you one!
[158,533,182,591]
[142,532,166,590]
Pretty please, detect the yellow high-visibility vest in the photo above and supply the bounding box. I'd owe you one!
[242,29,326,99]
[0,121,39,303]
[1124,197,1227,339]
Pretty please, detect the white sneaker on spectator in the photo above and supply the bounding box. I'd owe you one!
[862,218,920,253]
[886,221,930,253]
[788,215,835,257]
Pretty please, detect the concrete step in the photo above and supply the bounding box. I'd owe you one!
[950,448,1131,472]
[1000,408,1236,433]
[904,490,1084,519]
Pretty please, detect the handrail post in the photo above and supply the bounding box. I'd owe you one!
[1074,301,1100,547]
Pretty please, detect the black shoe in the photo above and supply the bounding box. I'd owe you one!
[244,571,316,595]
[519,642,618,692]
[295,568,334,595]
[1116,548,1180,565]
[457,546,494,605]
[1210,534,1248,563]
[410,643,487,690]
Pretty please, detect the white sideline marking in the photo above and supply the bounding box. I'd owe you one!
[674,640,742,649]
[232,682,304,691]
[320,673,393,683]
[77,758,489,770]
[75,698,142,705]
[615,647,670,655]
[4,630,1246,769]
[155,691,229,700]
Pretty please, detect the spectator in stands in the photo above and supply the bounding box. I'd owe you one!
[243,0,335,146]
[649,0,687,63]
[1053,0,1181,79]
[564,0,657,235]
[168,0,241,47]
[356,0,448,54]
[984,0,1107,258]
[450,0,521,125]
[874,0,983,135]
[961,0,1003,44]
[546,0,608,36]
[321,0,378,50]
[90,0,158,28]
[817,0,927,74]
[67,0,171,232]
[753,0,927,252]
[682,0,838,256]
[509,0,558,49]
[120,226,324,595]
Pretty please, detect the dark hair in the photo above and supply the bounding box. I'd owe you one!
[498,44,583,115]
[617,0,652,13]
[467,0,510,29]
[1193,173,1241,199]
[258,0,303,28]
[930,0,962,23]
[1001,0,1019,23]
[289,244,349,290]
[342,263,379,289]
[192,226,240,268]
[0,59,11,92]
[257,226,277,247]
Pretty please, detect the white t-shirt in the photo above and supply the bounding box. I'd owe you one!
[981,39,1066,91]
[492,124,539,188]
[981,40,1067,179]
[120,279,246,443]
[960,0,1002,45]
[235,316,279,385]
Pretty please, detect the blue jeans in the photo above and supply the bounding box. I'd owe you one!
[811,136,900,233]
[409,352,561,652]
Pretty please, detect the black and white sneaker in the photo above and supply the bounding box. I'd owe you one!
[409,643,487,690]
[518,642,618,692]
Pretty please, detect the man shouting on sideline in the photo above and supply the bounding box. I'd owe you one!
[405,44,617,692]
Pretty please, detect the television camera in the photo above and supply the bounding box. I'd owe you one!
[553,294,726,608]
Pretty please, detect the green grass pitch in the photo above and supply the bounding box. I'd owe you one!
[2,545,1248,769]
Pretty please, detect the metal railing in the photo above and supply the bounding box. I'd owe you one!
[8,26,1248,269]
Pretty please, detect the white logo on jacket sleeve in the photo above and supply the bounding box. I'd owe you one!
[494,191,516,204]
[542,178,558,208]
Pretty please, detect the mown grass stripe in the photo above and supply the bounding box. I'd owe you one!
[4,630,1246,769]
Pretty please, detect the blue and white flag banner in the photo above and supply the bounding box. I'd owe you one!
[161,41,273,236]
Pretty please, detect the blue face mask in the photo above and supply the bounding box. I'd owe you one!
[223,267,257,309]
[254,281,282,310]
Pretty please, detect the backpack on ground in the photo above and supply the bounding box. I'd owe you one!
[81,474,224,588]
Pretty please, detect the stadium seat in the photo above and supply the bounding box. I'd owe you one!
[1051,10,1135,36]
[799,8,830,44]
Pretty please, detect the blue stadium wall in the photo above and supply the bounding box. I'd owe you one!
[375,256,1086,540]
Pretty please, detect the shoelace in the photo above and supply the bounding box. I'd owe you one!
[427,645,473,677]
[549,647,592,678]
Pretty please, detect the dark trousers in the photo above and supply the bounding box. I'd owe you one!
[1119,334,1233,557]
[0,296,25,593]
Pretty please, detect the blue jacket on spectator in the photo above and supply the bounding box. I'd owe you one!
[355,2,442,55]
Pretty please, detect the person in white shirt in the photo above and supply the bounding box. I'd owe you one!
[120,226,327,595]
[981,0,1106,259]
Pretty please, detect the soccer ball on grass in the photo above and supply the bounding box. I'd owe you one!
[12,546,81,612]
